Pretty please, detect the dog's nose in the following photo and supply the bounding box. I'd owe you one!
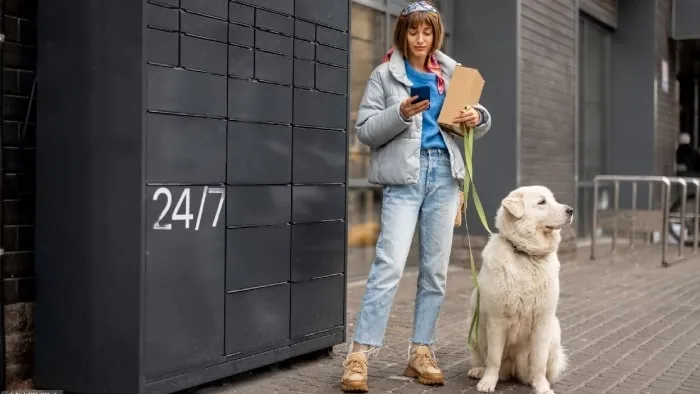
[565,206,574,215]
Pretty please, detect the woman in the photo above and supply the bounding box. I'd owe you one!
[341,1,492,392]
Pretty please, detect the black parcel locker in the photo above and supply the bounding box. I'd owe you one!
[34,0,349,393]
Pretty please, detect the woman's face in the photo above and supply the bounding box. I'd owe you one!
[406,22,434,59]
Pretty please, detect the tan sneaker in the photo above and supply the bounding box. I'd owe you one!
[403,345,445,386]
[341,352,369,392]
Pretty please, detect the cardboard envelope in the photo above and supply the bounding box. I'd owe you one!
[438,66,485,137]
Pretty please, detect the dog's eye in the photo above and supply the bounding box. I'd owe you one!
[538,199,546,205]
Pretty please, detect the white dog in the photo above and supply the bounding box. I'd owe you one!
[467,185,572,394]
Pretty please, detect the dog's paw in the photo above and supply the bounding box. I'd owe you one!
[476,375,498,392]
[532,384,555,394]
[468,367,485,379]
[533,389,554,394]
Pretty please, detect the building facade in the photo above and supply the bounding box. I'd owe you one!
[0,0,697,389]
[348,0,691,278]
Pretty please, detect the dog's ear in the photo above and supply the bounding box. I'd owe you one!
[502,193,524,219]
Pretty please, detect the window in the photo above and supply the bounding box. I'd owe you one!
[347,0,454,279]
[349,4,385,180]
[577,15,611,238]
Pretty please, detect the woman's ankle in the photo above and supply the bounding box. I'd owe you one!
[351,343,371,353]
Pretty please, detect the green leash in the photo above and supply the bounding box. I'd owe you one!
[461,106,493,350]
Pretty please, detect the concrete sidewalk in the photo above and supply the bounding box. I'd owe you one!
[192,247,700,394]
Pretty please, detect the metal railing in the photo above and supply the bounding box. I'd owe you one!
[590,175,700,267]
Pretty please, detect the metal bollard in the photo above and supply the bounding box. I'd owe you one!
[612,180,620,253]
[591,180,599,260]
[694,180,700,255]
[661,178,671,266]
[591,175,674,266]
[677,178,687,259]
[673,178,700,256]
[630,182,637,247]
[646,182,653,245]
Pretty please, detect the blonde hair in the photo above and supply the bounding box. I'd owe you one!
[392,8,444,58]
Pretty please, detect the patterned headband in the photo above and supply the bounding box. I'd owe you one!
[400,1,438,16]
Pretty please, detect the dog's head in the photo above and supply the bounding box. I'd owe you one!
[495,185,574,256]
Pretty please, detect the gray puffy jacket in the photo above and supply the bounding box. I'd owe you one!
[355,50,492,186]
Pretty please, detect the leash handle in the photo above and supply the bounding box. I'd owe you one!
[461,106,492,349]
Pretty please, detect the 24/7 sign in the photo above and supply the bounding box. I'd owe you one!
[151,186,225,231]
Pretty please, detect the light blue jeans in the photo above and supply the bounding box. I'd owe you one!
[353,149,460,347]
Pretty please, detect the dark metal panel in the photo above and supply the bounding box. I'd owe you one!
[143,347,291,394]
[229,2,255,25]
[315,63,348,94]
[147,29,178,66]
[180,35,228,74]
[144,185,226,376]
[293,89,347,129]
[256,9,294,35]
[181,0,228,19]
[291,222,345,281]
[672,0,700,39]
[35,0,144,391]
[240,0,294,15]
[295,19,316,40]
[316,44,348,67]
[292,128,346,183]
[316,26,348,49]
[229,79,293,123]
[289,329,344,357]
[151,0,180,7]
[36,0,350,391]
[146,3,179,31]
[181,10,228,42]
[224,284,291,356]
[295,0,349,30]
[146,113,227,183]
[227,122,292,184]
[255,30,293,55]
[290,275,344,338]
[229,46,255,78]
[292,185,346,223]
[294,39,316,60]
[226,225,291,291]
[294,59,315,88]
[229,23,255,47]
[147,65,227,117]
[255,50,293,84]
[227,185,292,226]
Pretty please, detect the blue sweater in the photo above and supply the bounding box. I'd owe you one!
[405,60,447,150]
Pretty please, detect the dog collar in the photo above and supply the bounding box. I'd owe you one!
[505,238,529,256]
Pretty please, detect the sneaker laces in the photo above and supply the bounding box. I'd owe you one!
[411,346,439,370]
[343,355,368,375]
[416,351,439,369]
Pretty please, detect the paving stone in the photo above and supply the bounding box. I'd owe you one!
[189,246,700,394]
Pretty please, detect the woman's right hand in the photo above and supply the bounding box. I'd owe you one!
[400,96,430,119]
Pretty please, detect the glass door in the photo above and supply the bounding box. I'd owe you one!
[577,15,611,238]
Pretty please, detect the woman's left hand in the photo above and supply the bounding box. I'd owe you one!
[453,107,480,128]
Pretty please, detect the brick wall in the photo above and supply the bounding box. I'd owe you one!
[581,0,617,27]
[655,0,679,177]
[518,0,578,255]
[1,0,37,388]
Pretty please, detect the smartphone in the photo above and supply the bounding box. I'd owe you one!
[409,86,430,104]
